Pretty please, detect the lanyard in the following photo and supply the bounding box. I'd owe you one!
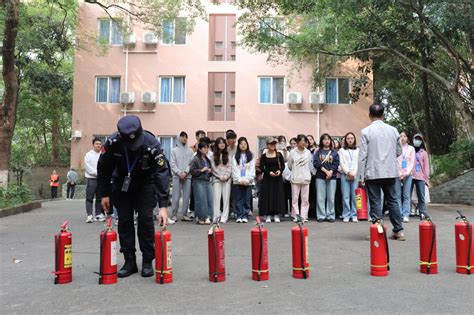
[402,145,408,160]
[123,145,141,177]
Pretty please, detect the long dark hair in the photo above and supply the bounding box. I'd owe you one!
[343,132,357,149]
[213,137,229,166]
[318,133,333,150]
[235,137,253,163]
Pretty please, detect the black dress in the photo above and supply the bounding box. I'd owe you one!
[258,152,286,216]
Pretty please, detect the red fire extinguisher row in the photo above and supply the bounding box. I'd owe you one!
[455,211,473,275]
[291,216,311,279]
[370,219,390,277]
[52,221,73,284]
[355,185,368,220]
[251,216,269,281]
[98,217,118,285]
[208,218,226,282]
[419,217,438,274]
[155,227,173,284]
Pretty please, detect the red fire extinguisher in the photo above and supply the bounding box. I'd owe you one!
[208,218,225,282]
[455,211,473,275]
[251,216,269,281]
[355,185,368,220]
[155,227,173,284]
[370,219,389,276]
[419,216,438,274]
[291,215,310,279]
[98,217,117,285]
[52,221,72,284]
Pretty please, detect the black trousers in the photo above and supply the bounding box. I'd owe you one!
[67,183,76,199]
[51,186,58,199]
[114,185,157,261]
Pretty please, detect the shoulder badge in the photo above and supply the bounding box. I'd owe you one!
[155,154,165,168]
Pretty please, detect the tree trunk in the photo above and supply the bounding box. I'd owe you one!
[51,117,59,164]
[0,0,20,188]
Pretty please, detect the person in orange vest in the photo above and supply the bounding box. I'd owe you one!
[49,170,60,199]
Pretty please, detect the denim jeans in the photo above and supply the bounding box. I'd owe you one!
[316,178,337,220]
[411,179,426,215]
[192,180,213,220]
[396,175,413,219]
[366,178,403,233]
[234,185,252,220]
[341,174,357,219]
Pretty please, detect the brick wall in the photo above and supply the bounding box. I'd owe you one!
[430,169,474,205]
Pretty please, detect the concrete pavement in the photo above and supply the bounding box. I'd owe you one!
[1,200,473,314]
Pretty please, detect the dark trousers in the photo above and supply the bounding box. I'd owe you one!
[51,186,58,199]
[114,185,156,261]
[86,178,102,216]
[66,183,76,199]
[366,178,403,233]
[335,178,343,218]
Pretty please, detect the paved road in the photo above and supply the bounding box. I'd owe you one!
[1,200,473,314]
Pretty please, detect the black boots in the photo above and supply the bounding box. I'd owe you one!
[118,254,138,278]
[141,260,154,277]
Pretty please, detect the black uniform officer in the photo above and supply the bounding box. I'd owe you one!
[97,115,169,278]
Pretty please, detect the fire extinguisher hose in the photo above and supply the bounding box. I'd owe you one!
[160,229,165,284]
[212,229,219,282]
[382,224,390,271]
[467,221,472,275]
[257,224,263,281]
[299,223,307,279]
[54,234,59,284]
[98,232,104,284]
[427,220,436,274]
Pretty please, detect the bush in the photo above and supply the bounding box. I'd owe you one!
[0,184,33,209]
[432,138,474,185]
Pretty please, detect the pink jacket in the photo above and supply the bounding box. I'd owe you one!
[411,149,430,181]
[397,144,415,176]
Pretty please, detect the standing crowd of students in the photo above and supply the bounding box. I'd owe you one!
[168,128,431,225]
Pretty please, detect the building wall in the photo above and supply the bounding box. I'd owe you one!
[70,2,373,169]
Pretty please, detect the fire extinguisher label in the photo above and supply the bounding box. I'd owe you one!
[218,240,225,268]
[356,195,362,209]
[305,236,309,264]
[166,241,172,268]
[64,244,72,268]
[111,241,117,266]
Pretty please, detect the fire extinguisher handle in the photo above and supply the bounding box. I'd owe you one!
[256,216,261,225]
[60,221,69,230]
[456,210,468,221]
[106,217,113,228]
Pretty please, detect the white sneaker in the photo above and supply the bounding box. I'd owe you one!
[343,218,350,223]
[242,218,248,223]
[352,217,358,223]
[236,218,242,223]
[86,215,93,223]
[167,218,176,225]
[205,218,211,225]
[303,218,308,223]
[274,215,280,223]
[96,214,106,222]
[284,214,290,218]
[403,217,409,223]
[265,216,272,223]
[115,220,119,226]
[293,217,298,222]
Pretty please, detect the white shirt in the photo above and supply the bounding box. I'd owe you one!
[339,147,360,176]
[84,149,101,179]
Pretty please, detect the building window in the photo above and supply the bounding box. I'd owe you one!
[259,77,284,104]
[257,136,271,156]
[230,105,235,112]
[214,105,223,112]
[157,136,177,161]
[230,41,236,49]
[230,55,236,61]
[162,18,186,45]
[98,19,122,45]
[96,77,120,103]
[215,55,223,61]
[215,41,223,48]
[93,135,109,144]
[214,91,223,99]
[325,78,350,104]
[259,17,285,38]
[159,76,185,103]
[230,91,235,99]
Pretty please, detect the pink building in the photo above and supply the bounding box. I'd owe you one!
[70,1,373,169]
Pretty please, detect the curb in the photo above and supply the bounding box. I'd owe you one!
[0,201,43,218]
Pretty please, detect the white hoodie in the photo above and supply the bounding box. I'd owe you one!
[287,148,314,184]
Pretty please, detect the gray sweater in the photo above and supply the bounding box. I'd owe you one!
[170,135,194,179]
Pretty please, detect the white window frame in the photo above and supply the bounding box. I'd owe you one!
[160,18,187,46]
[95,76,121,104]
[258,76,285,105]
[97,18,123,46]
[325,77,352,105]
[159,76,186,104]
[157,136,177,161]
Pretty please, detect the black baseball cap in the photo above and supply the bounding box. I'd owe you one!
[117,115,145,151]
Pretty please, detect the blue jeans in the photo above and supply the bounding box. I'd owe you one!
[411,179,426,215]
[192,180,213,220]
[341,174,357,219]
[316,178,336,220]
[366,178,403,233]
[234,185,251,220]
[396,175,412,218]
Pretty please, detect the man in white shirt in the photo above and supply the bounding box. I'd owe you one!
[84,137,104,223]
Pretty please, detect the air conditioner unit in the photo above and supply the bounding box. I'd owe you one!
[143,32,158,45]
[310,92,324,105]
[141,91,157,104]
[120,92,135,104]
[122,33,136,47]
[71,130,82,140]
[287,92,302,105]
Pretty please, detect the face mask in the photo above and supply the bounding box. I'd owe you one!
[413,140,422,147]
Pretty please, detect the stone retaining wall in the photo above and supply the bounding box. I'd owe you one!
[430,169,473,205]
